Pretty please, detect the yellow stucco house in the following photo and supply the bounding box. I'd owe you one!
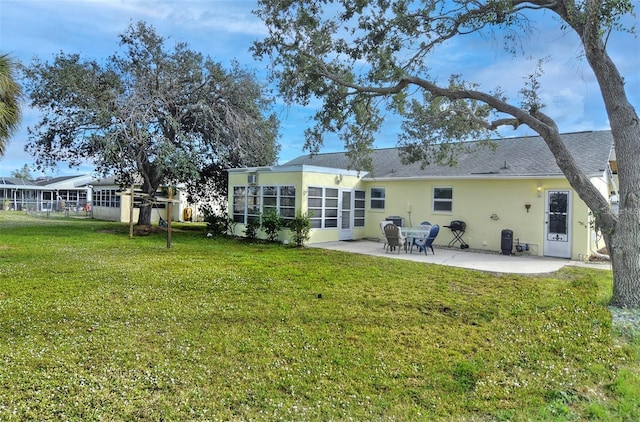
[227,130,617,260]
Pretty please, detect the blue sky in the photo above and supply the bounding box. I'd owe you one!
[1,0,638,177]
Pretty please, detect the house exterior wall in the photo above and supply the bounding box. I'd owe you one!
[227,168,605,260]
[92,206,125,222]
[303,172,365,243]
[228,167,364,243]
[227,169,302,240]
[363,177,593,260]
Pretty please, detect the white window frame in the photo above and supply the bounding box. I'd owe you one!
[232,185,297,224]
[433,186,453,212]
[94,189,121,208]
[232,186,247,223]
[278,186,296,220]
[370,187,386,210]
[307,186,339,229]
[324,188,339,228]
[354,190,366,227]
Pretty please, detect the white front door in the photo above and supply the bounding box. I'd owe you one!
[544,190,572,258]
[339,190,353,240]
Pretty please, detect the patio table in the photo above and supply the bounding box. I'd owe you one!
[401,228,431,254]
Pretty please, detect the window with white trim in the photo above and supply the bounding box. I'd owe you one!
[433,187,453,212]
[232,186,247,223]
[247,186,261,223]
[308,187,323,228]
[262,186,277,215]
[94,189,121,208]
[354,190,365,227]
[279,186,296,219]
[307,186,339,229]
[324,188,339,228]
[370,187,385,210]
[232,185,297,224]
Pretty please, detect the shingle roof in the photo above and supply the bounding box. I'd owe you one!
[282,130,613,179]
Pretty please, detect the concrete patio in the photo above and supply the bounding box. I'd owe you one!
[309,239,611,274]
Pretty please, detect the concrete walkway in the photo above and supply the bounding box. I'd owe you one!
[309,240,611,274]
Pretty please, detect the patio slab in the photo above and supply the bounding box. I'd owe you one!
[309,240,611,274]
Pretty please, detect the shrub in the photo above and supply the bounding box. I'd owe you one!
[262,210,283,242]
[204,212,236,236]
[288,210,311,247]
[244,217,261,240]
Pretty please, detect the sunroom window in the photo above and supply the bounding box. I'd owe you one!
[307,186,339,229]
[232,184,296,224]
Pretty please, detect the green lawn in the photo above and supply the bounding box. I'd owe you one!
[0,212,638,420]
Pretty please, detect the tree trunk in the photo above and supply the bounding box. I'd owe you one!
[608,125,640,307]
[136,167,162,228]
[137,199,153,226]
[582,25,640,307]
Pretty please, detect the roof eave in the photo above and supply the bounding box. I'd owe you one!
[362,173,602,182]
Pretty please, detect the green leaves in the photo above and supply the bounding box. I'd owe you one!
[252,0,634,176]
[0,54,22,155]
[288,210,311,246]
[396,76,499,167]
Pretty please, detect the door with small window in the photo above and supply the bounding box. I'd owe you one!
[544,190,572,258]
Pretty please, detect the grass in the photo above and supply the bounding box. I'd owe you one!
[0,211,638,420]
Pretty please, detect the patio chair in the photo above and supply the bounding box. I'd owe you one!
[383,223,407,254]
[417,221,432,231]
[411,224,440,255]
[380,220,393,249]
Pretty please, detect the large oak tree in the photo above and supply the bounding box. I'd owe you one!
[253,0,639,308]
[23,21,279,225]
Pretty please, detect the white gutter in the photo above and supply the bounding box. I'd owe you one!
[227,165,363,177]
[362,173,604,182]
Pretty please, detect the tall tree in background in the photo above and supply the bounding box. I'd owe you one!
[253,0,639,308]
[0,53,22,157]
[22,21,279,225]
[10,164,32,181]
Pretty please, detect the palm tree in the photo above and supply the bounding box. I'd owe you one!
[0,53,22,156]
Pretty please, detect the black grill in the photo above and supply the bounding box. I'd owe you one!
[444,220,468,249]
[446,220,466,232]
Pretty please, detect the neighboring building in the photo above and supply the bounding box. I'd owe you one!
[227,130,618,260]
[0,175,93,212]
[90,177,198,224]
[0,174,201,223]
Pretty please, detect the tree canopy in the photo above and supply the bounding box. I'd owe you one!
[0,53,22,157]
[22,21,280,223]
[253,0,639,307]
[10,164,32,180]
